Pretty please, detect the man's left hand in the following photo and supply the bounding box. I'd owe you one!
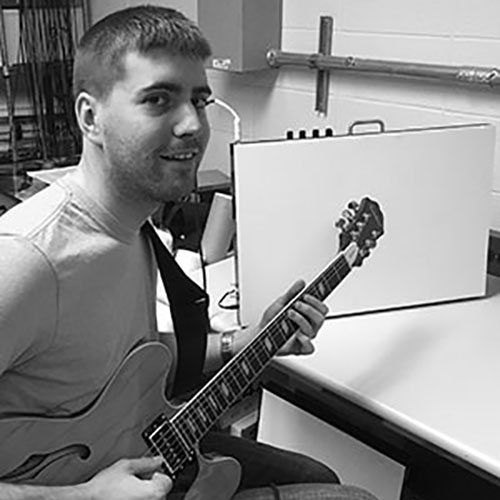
[259,280,329,356]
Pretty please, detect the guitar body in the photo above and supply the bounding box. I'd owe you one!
[0,342,241,499]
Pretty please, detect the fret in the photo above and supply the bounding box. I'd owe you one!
[212,386,227,407]
[198,404,212,423]
[225,378,243,407]
[203,389,216,409]
[200,401,218,428]
[252,341,269,366]
[263,336,274,352]
[217,373,240,406]
[208,381,238,415]
[265,325,284,351]
[234,361,251,387]
[245,344,266,372]
[227,364,244,390]
[186,407,208,440]
[240,359,251,377]
[182,407,206,444]
[246,319,289,368]
[207,393,219,412]
[281,318,290,335]
[274,320,291,345]
[220,380,231,400]
[213,386,227,409]
[188,404,205,431]
[219,377,232,403]
[269,329,282,348]
[184,418,197,440]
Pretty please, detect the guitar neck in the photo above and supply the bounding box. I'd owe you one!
[158,248,353,471]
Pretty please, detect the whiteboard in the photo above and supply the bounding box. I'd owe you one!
[232,123,494,325]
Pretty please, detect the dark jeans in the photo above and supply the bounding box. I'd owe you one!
[169,431,379,500]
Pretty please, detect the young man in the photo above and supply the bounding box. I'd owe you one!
[0,6,377,500]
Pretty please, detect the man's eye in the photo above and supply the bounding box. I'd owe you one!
[193,96,214,110]
[145,94,170,107]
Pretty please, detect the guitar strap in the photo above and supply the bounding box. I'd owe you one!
[142,221,209,397]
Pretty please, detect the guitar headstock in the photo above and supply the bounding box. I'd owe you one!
[336,197,384,267]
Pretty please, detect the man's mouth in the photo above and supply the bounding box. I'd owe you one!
[160,150,199,162]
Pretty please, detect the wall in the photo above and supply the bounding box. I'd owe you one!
[88,0,196,24]
[202,0,500,231]
[2,1,499,229]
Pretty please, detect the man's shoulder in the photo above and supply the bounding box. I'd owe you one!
[0,182,69,240]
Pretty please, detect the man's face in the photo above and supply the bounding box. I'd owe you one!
[97,49,212,203]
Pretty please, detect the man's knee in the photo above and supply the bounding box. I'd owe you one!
[299,454,340,484]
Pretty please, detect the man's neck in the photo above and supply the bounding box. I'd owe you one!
[74,151,159,232]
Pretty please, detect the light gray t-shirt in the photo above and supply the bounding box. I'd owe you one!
[0,173,158,416]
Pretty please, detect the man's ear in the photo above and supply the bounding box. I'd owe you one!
[74,91,103,146]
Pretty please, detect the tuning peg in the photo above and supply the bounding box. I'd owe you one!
[335,218,346,229]
[342,209,354,220]
[371,229,381,238]
[359,248,370,259]
[364,239,376,249]
[347,201,359,211]
[356,221,365,230]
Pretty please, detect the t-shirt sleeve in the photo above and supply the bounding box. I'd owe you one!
[0,236,57,375]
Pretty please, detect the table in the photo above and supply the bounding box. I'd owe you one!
[259,276,500,500]
[196,257,500,499]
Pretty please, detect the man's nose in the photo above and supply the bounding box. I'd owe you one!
[173,102,203,137]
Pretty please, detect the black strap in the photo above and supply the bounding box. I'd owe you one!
[143,222,209,396]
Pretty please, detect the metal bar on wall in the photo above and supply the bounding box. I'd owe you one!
[267,49,500,88]
[315,16,333,116]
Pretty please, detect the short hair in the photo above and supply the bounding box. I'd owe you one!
[73,5,212,100]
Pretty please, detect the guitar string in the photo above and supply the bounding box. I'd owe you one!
[146,256,352,473]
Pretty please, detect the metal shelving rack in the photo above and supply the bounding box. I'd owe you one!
[0,0,89,196]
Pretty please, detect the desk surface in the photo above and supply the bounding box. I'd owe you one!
[274,275,500,479]
[202,257,500,479]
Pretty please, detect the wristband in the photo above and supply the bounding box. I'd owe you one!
[220,329,235,363]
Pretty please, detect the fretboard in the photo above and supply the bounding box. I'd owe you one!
[148,249,353,475]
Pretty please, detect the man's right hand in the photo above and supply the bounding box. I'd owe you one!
[84,457,172,500]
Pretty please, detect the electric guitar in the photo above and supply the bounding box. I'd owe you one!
[0,196,384,499]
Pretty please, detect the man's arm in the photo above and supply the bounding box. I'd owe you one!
[204,279,328,372]
[0,236,58,376]
[0,457,171,500]
[0,242,173,499]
